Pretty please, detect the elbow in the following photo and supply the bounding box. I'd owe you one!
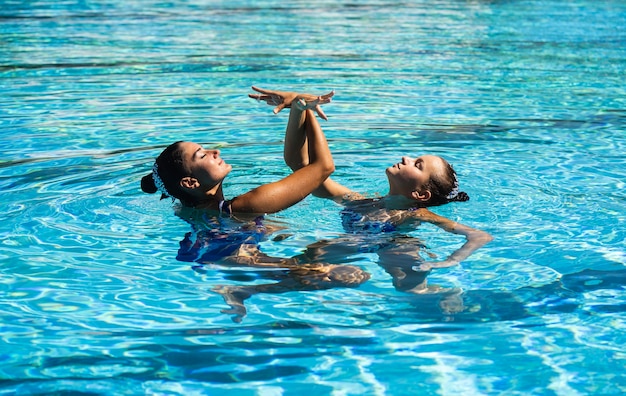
[325,162,336,179]
[318,159,334,180]
[468,230,493,247]
[477,232,494,245]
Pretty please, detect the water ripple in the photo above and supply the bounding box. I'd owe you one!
[2,0,626,394]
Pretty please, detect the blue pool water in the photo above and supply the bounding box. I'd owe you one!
[1,0,625,394]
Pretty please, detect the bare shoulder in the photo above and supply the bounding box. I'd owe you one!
[340,191,366,202]
[408,207,432,217]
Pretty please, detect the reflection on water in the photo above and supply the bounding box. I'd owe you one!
[1,0,626,394]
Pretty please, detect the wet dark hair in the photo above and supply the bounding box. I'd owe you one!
[423,158,469,207]
[140,141,196,204]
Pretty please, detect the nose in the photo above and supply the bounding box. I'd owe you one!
[401,156,411,164]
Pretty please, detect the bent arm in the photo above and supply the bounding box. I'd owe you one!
[411,209,493,269]
[251,86,360,202]
[230,109,335,214]
[282,97,360,201]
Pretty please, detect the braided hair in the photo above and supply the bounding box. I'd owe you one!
[423,158,469,207]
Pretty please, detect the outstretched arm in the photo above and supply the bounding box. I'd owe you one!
[409,208,493,270]
[230,103,335,214]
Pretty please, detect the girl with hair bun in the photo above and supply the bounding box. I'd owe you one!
[141,88,372,323]
[141,90,335,215]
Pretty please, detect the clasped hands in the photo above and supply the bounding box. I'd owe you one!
[249,86,334,121]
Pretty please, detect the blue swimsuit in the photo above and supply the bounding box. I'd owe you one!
[176,200,266,264]
[341,208,396,234]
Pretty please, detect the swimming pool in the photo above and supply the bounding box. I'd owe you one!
[1,0,625,394]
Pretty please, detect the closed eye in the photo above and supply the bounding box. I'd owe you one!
[193,147,206,161]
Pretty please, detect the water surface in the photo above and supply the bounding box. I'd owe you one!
[1,0,625,394]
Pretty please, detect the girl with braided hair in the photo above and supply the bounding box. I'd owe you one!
[251,86,492,295]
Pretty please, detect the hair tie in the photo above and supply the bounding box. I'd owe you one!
[152,162,171,198]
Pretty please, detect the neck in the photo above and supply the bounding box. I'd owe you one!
[188,183,226,209]
[382,194,417,210]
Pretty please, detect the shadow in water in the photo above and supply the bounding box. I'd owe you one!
[3,269,622,390]
[361,268,626,325]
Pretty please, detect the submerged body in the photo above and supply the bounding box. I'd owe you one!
[174,193,370,323]
[141,89,371,322]
[250,86,493,294]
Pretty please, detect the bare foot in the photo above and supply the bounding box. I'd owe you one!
[290,264,370,289]
[213,285,253,323]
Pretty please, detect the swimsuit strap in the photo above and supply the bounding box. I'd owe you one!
[218,199,232,216]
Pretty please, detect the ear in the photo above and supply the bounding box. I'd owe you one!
[411,189,431,202]
[180,176,200,190]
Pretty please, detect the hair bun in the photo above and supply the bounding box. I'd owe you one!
[455,191,470,202]
[141,173,158,194]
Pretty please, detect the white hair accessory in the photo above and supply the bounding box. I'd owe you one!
[152,162,171,198]
[446,178,460,200]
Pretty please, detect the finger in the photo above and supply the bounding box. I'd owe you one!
[315,105,328,121]
[318,97,332,105]
[273,103,286,114]
[316,94,333,105]
[252,86,288,98]
[251,86,271,94]
[249,93,274,104]
[293,98,307,111]
[321,90,335,100]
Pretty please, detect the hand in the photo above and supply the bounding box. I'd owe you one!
[412,262,432,272]
[412,259,460,272]
[249,86,334,120]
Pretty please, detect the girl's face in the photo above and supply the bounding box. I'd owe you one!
[385,155,446,197]
[179,142,232,188]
